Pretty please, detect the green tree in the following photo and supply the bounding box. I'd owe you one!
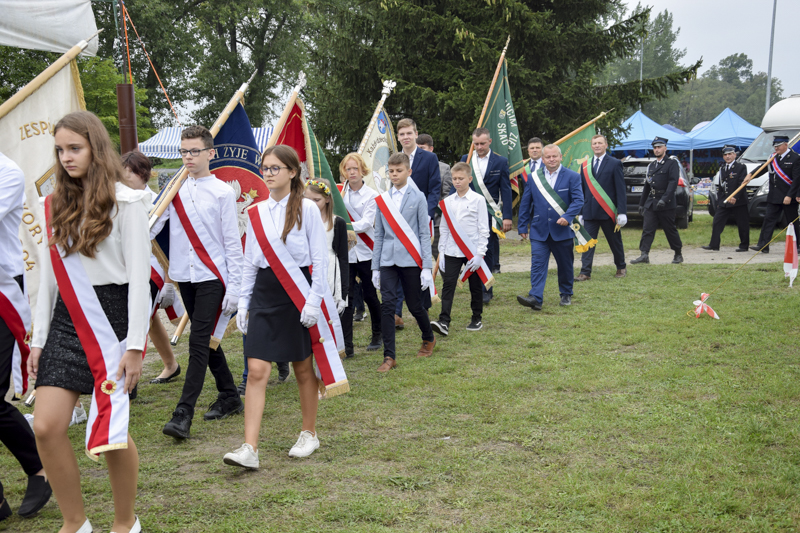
[0,46,59,102]
[304,0,701,166]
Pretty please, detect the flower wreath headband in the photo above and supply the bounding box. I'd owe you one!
[305,179,331,196]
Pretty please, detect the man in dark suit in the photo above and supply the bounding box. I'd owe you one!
[516,144,583,310]
[417,134,452,258]
[703,145,750,252]
[752,135,800,253]
[576,134,628,281]
[631,137,683,265]
[459,127,511,303]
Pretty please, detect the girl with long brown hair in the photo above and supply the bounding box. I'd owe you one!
[28,111,150,533]
[224,145,328,468]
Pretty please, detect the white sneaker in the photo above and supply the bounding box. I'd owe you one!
[288,430,319,458]
[24,413,35,431]
[76,518,93,533]
[110,516,141,533]
[223,443,259,469]
[70,405,87,427]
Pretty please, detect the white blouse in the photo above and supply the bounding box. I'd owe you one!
[240,195,327,310]
[32,183,152,351]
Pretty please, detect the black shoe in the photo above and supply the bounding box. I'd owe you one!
[482,293,492,305]
[466,319,482,331]
[150,364,181,384]
[129,383,138,400]
[630,253,649,264]
[701,246,718,251]
[237,380,247,396]
[203,396,244,421]
[492,266,501,274]
[559,295,572,306]
[672,253,684,264]
[366,335,382,351]
[750,245,769,253]
[353,311,365,322]
[517,295,542,311]
[17,476,51,518]
[278,362,291,382]
[735,247,749,252]
[0,497,11,522]
[430,321,449,336]
[163,408,192,439]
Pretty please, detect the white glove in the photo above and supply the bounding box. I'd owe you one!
[577,215,584,226]
[158,282,175,308]
[466,255,482,272]
[336,299,347,314]
[371,270,381,291]
[300,303,320,328]
[221,292,238,316]
[236,308,248,335]
[438,254,445,273]
[420,268,433,291]
[616,214,628,227]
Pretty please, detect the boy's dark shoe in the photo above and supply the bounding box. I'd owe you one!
[18,475,52,518]
[204,396,244,421]
[466,319,482,331]
[430,321,449,336]
[517,295,542,311]
[163,408,192,439]
[277,362,291,382]
[366,335,382,351]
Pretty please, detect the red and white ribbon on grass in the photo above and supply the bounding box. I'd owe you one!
[438,197,494,289]
[785,224,798,287]
[45,196,130,460]
[247,203,349,397]
[693,293,719,319]
[0,267,31,395]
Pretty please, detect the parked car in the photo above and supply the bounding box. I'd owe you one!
[622,156,695,229]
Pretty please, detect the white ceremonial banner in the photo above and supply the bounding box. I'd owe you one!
[0,60,85,311]
[358,106,396,194]
[0,0,98,56]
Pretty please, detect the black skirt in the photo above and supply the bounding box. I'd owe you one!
[244,266,312,363]
[36,284,129,395]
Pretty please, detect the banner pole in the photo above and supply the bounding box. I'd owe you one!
[553,109,613,146]
[724,131,800,203]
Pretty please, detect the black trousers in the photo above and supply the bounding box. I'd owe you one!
[380,266,433,360]
[342,260,381,354]
[438,255,483,326]
[639,207,682,253]
[709,205,750,249]
[756,202,800,249]
[176,280,237,417]
[0,275,43,499]
[580,218,626,276]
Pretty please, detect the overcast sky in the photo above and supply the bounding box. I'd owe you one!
[629,0,798,98]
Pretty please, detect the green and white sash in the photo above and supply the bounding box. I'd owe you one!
[470,155,505,238]
[532,167,597,252]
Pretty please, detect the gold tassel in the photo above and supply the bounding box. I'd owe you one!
[324,380,350,398]
[347,230,358,250]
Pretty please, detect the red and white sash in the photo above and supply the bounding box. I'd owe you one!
[771,156,792,186]
[342,185,375,251]
[172,185,231,348]
[375,191,438,301]
[0,267,31,395]
[247,203,349,398]
[44,197,130,461]
[438,197,495,289]
[149,255,185,323]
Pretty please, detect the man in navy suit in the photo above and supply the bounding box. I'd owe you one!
[459,128,511,303]
[516,144,584,310]
[576,134,628,281]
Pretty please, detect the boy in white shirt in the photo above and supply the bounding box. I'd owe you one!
[431,162,490,335]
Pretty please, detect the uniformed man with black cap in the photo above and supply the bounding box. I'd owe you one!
[703,145,750,251]
[751,135,800,253]
[631,136,683,264]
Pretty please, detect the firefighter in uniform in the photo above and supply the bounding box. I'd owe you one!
[752,135,800,253]
[631,137,683,265]
[703,145,750,252]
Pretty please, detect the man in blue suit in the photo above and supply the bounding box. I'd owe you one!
[459,128,511,303]
[517,144,584,310]
[576,134,628,281]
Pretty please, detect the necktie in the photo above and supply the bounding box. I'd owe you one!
[593,158,599,174]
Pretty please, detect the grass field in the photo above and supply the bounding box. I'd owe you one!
[2,257,798,532]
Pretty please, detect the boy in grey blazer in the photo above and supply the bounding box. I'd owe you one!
[371,153,436,372]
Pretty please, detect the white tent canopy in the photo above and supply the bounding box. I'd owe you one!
[0,0,98,56]
[138,126,274,159]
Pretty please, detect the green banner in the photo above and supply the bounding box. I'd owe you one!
[479,59,524,179]
[558,123,596,174]
[307,122,353,232]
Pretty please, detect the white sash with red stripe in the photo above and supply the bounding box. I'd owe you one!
[438,197,495,289]
[247,204,349,398]
[375,191,438,301]
[342,184,375,251]
[44,197,130,461]
[172,186,231,348]
[149,255,185,323]
[0,267,31,395]
[771,157,792,186]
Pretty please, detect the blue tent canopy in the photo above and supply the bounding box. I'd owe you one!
[661,123,686,135]
[138,126,274,159]
[612,110,693,151]
[685,108,762,149]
